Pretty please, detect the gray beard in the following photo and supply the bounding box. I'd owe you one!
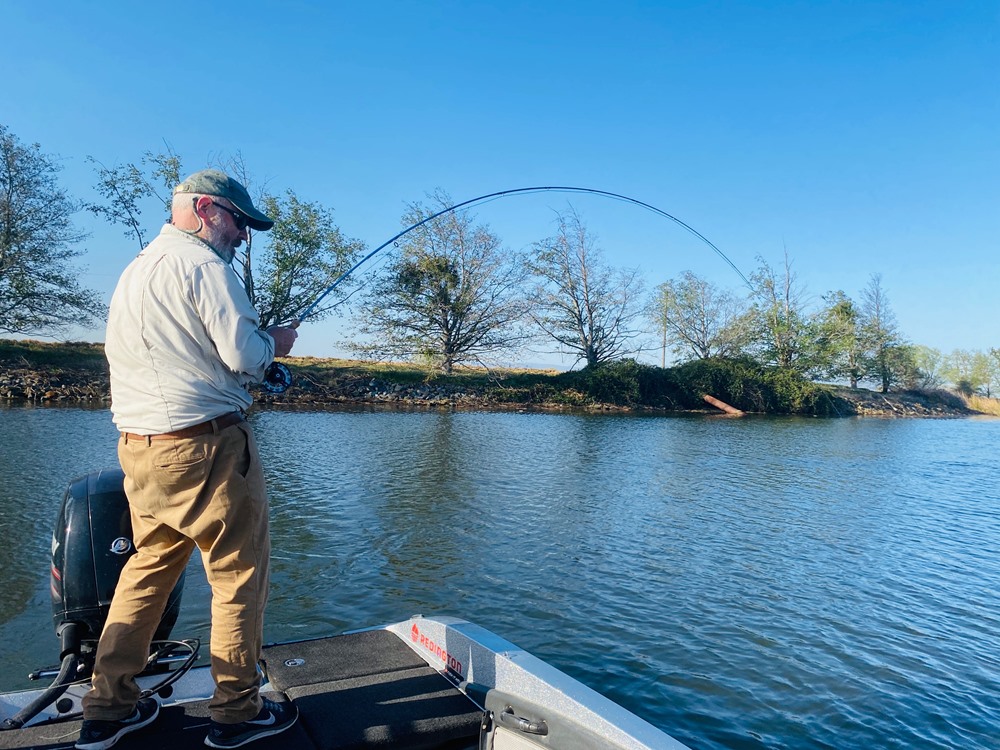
[203,225,237,264]
[212,243,236,264]
[183,229,236,264]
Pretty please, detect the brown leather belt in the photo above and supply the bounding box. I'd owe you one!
[122,412,244,442]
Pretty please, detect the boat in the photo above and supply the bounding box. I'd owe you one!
[0,469,691,749]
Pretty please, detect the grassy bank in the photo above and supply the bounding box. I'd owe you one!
[0,339,107,369]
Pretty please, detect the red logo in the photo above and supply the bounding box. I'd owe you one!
[409,624,463,676]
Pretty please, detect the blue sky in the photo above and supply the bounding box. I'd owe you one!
[2,1,997,367]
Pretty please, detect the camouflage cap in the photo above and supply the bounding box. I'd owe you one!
[173,169,274,231]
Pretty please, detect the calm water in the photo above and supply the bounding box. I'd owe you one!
[0,405,998,749]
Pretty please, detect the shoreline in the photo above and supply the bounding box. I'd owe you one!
[0,360,981,418]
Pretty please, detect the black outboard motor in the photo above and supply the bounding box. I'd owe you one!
[50,468,184,651]
[2,469,185,730]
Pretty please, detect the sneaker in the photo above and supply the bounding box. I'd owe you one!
[75,697,160,750]
[204,697,298,748]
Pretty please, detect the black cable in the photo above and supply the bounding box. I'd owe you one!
[0,653,78,730]
[138,639,201,699]
[0,639,200,731]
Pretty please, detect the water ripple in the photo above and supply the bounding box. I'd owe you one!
[1,408,998,749]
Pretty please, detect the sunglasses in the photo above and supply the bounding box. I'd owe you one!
[210,201,249,231]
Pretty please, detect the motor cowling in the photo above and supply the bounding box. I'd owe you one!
[50,468,183,652]
[0,471,190,730]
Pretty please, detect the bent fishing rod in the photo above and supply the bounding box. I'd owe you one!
[261,185,748,393]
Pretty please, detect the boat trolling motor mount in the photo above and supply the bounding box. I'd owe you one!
[1,469,187,730]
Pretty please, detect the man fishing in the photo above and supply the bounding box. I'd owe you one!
[77,169,299,750]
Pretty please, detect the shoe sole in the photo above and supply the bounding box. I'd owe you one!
[75,701,161,750]
[203,712,298,748]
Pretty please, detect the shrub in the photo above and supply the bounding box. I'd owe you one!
[558,359,684,408]
[670,357,837,415]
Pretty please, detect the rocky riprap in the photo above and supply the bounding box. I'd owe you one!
[826,386,975,417]
[0,367,111,403]
[0,366,480,409]
[252,373,478,407]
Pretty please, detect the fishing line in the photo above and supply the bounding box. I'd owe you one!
[261,186,747,392]
[300,186,748,321]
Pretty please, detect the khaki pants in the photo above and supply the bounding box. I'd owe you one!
[83,421,270,724]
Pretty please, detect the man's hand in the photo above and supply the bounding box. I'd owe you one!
[266,325,299,358]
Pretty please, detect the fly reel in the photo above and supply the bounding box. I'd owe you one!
[262,362,293,394]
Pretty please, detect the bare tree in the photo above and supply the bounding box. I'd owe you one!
[528,208,645,368]
[87,146,180,251]
[0,125,105,334]
[648,271,748,364]
[352,190,531,372]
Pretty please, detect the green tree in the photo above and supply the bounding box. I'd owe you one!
[884,344,920,392]
[252,191,364,327]
[0,125,105,334]
[944,348,992,396]
[860,273,905,392]
[907,345,946,390]
[528,208,645,368]
[87,148,360,329]
[970,351,992,396]
[744,252,814,372]
[943,349,972,394]
[648,271,748,364]
[814,290,864,387]
[989,348,1000,398]
[353,191,530,372]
